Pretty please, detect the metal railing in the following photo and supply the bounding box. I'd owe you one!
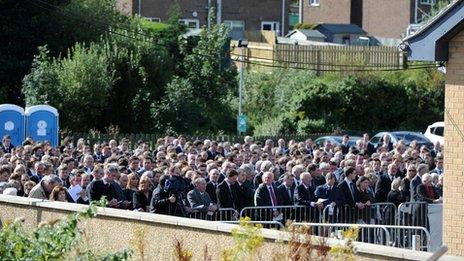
[188,208,239,221]
[321,203,397,225]
[291,222,431,252]
[397,202,429,228]
[222,220,285,230]
[240,205,322,227]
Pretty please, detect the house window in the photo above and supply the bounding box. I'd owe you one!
[309,0,320,6]
[179,19,200,29]
[261,21,280,32]
[224,20,245,32]
[420,0,435,4]
[145,17,161,22]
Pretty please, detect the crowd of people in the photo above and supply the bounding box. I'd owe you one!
[0,132,444,224]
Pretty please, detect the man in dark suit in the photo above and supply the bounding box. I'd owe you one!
[316,173,345,222]
[207,141,219,160]
[276,173,296,223]
[236,168,254,211]
[277,174,295,206]
[206,169,220,203]
[87,163,120,207]
[1,135,14,153]
[338,166,364,223]
[296,172,321,222]
[187,177,218,219]
[315,173,344,207]
[216,169,239,210]
[254,171,280,223]
[374,163,398,203]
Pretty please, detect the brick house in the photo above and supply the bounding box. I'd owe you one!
[402,0,464,255]
[136,0,290,38]
[302,0,434,42]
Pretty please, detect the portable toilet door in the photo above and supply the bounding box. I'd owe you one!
[25,105,59,147]
[0,104,25,147]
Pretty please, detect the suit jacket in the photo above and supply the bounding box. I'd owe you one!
[150,185,185,216]
[296,184,316,207]
[253,172,264,189]
[415,184,439,203]
[216,181,239,209]
[87,180,115,202]
[207,150,217,160]
[187,188,214,212]
[236,181,254,211]
[338,180,358,207]
[133,189,153,211]
[374,174,394,203]
[254,183,278,206]
[410,175,422,202]
[276,184,295,206]
[206,181,219,203]
[314,184,344,207]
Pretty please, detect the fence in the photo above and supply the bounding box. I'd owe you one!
[230,40,405,74]
[240,203,396,229]
[61,132,334,150]
[188,208,239,222]
[291,223,431,252]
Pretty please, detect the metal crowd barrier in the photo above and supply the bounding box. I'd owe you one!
[222,220,285,230]
[188,208,239,221]
[397,202,429,228]
[321,203,397,225]
[240,205,322,227]
[291,223,431,252]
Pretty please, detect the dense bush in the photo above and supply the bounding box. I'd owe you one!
[21,2,237,134]
[243,68,444,135]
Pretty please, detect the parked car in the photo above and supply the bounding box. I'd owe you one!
[424,121,444,145]
[314,135,362,147]
[369,131,433,149]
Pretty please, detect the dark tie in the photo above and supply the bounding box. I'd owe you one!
[288,188,293,203]
[269,186,277,206]
[349,183,356,200]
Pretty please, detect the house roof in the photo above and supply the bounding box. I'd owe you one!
[314,23,366,35]
[401,0,464,61]
[299,29,326,38]
[286,29,326,38]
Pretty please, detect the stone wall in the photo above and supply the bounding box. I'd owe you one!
[0,195,460,260]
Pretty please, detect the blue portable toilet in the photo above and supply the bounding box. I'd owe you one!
[25,105,59,147]
[0,104,25,148]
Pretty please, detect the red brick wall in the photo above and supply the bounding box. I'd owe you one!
[302,0,352,25]
[139,0,288,33]
[362,0,413,39]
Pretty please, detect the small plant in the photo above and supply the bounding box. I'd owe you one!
[221,217,264,261]
[131,226,148,261]
[0,198,132,260]
[329,226,359,261]
[173,237,193,261]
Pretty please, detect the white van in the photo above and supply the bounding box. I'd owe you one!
[424,121,444,145]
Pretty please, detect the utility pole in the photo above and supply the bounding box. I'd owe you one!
[237,39,248,136]
[299,0,303,23]
[238,46,244,136]
[207,0,212,30]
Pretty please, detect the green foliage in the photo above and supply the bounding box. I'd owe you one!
[21,5,237,134]
[0,0,128,105]
[0,199,131,260]
[329,226,358,261]
[23,43,116,131]
[243,68,444,134]
[221,217,264,261]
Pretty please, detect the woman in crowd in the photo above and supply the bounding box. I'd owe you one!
[23,180,36,197]
[49,185,68,202]
[132,175,152,212]
[124,173,139,203]
[387,178,405,207]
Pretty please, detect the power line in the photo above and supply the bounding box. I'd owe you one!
[27,0,443,73]
[232,57,439,72]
